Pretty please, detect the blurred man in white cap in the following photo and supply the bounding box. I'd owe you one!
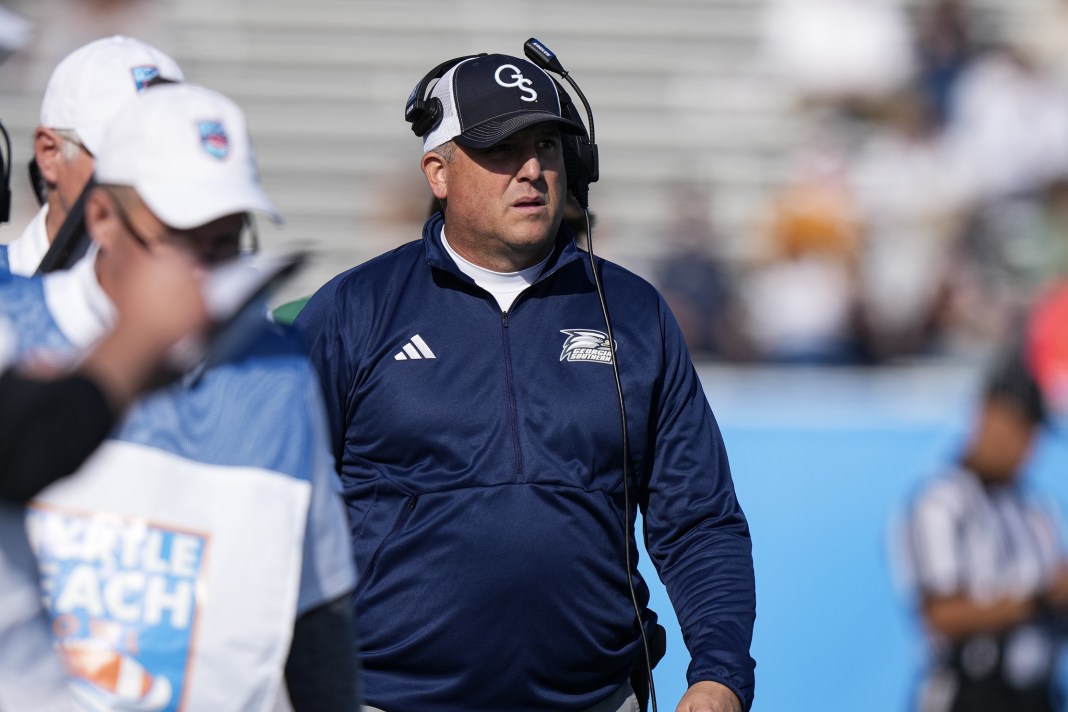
[0,34,183,277]
[0,82,359,711]
[0,23,211,712]
[0,244,208,712]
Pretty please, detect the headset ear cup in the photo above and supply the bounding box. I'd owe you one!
[411,97,442,138]
[406,53,485,139]
[563,136,591,210]
[557,91,597,209]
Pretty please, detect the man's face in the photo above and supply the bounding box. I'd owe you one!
[35,128,95,233]
[427,123,567,272]
[973,397,1039,482]
[55,144,94,216]
[96,186,245,269]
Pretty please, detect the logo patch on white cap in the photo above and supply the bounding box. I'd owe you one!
[131,65,161,92]
[197,120,229,160]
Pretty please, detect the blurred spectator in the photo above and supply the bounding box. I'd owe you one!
[901,343,1068,712]
[942,174,1068,352]
[947,44,1068,203]
[999,177,1068,294]
[848,87,970,361]
[652,186,749,361]
[742,143,863,364]
[1012,0,1068,88]
[913,0,979,128]
[762,0,915,114]
[936,209,1020,350]
[926,39,1068,351]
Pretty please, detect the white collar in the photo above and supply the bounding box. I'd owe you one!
[7,205,51,277]
[441,229,547,311]
[0,317,12,369]
[42,244,117,350]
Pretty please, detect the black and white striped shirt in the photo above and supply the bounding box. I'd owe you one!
[907,466,1062,605]
[903,465,1066,697]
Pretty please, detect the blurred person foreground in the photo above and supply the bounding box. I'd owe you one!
[0,41,359,709]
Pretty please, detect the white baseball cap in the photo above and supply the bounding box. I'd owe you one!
[39,35,184,155]
[94,83,281,229]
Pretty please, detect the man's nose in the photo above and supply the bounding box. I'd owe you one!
[517,150,543,181]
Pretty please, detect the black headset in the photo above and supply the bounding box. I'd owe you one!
[404,39,599,210]
[406,40,660,712]
[0,119,11,224]
[404,53,483,138]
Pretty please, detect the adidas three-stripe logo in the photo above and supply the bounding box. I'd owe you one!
[394,334,436,360]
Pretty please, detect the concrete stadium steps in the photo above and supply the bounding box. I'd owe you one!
[0,0,782,293]
[160,0,785,290]
[0,0,1046,304]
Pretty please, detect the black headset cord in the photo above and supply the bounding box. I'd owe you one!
[584,207,659,712]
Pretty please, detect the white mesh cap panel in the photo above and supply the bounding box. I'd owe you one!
[421,61,468,153]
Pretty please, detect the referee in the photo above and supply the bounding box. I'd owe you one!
[903,345,1068,712]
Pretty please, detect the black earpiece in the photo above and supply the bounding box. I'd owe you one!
[405,54,485,139]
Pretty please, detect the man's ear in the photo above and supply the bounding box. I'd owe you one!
[33,127,63,187]
[421,152,448,201]
[83,187,118,252]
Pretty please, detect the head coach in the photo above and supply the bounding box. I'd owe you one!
[295,46,756,712]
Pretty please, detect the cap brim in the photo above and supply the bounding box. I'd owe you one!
[454,112,586,149]
[76,123,107,157]
[136,178,282,230]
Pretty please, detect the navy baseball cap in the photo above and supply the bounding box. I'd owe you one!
[420,53,585,152]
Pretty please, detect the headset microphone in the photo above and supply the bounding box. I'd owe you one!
[522,38,599,210]
[523,37,659,712]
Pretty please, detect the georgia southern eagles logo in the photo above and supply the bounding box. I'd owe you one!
[560,329,614,365]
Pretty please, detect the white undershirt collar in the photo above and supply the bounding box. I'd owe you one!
[441,228,548,312]
[7,205,51,277]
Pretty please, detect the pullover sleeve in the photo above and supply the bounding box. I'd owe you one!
[641,300,756,710]
[294,277,356,473]
[0,369,117,502]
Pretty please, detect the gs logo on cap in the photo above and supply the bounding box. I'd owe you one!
[494,64,538,102]
[197,120,229,160]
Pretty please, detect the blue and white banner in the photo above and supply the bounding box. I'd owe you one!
[30,507,206,711]
[27,441,311,712]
